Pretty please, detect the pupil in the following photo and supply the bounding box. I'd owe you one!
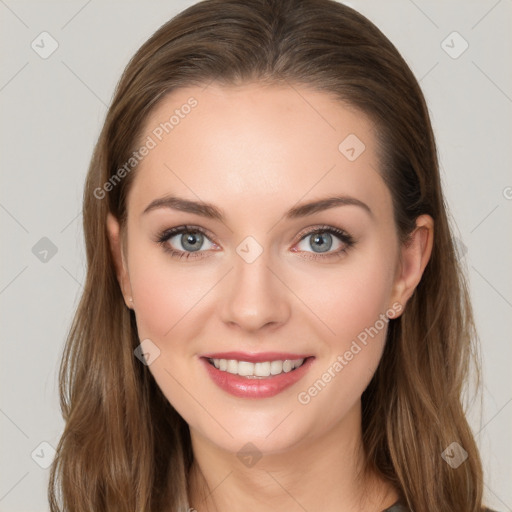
[312,232,332,253]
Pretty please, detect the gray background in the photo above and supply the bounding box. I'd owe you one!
[1,1,511,510]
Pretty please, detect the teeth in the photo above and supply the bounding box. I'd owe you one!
[270,360,282,375]
[254,362,270,377]
[238,361,254,376]
[210,358,305,378]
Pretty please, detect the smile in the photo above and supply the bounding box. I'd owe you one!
[201,353,315,398]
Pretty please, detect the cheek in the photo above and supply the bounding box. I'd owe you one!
[292,248,396,399]
[130,265,176,338]
[127,248,212,427]
[298,251,396,348]
[127,243,211,340]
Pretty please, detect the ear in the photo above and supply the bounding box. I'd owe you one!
[106,212,133,309]
[390,214,434,315]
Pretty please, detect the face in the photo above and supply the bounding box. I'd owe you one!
[107,82,428,456]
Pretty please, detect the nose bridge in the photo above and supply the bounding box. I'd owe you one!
[219,236,290,331]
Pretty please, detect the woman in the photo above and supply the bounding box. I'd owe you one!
[48,0,493,510]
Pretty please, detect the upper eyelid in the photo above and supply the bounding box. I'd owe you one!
[296,224,352,240]
[159,225,217,244]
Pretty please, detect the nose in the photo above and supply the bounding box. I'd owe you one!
[219,249,291,333]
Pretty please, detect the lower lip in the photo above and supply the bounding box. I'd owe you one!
[201,357,315,398]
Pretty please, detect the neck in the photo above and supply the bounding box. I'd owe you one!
[187,401,399,512]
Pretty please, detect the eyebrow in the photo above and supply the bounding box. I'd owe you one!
[142,194,373,220]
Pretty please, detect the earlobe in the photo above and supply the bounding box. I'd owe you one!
[391,214,434,311]
[106,213,133,308]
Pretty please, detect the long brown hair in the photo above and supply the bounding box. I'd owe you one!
[48,0,484,510]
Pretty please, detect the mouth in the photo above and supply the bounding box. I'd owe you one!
[200,353,315,398]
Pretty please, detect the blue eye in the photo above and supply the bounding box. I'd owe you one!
[156,224,355,261]
[294,226,355,260]
[157,225,216,259]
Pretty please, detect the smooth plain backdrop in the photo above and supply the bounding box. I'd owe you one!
[1,1,511,510]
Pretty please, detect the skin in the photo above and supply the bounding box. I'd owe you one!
[107,83,433,512]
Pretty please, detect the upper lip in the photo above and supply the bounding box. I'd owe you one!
[201,351,313,363]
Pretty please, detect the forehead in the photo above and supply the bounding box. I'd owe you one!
[127,82,391,221]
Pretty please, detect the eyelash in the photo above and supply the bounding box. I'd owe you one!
[155,224,356,261]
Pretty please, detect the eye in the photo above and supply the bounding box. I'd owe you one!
[293,225,355,260]
[156,225,217,260]
[156,224,355,261]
